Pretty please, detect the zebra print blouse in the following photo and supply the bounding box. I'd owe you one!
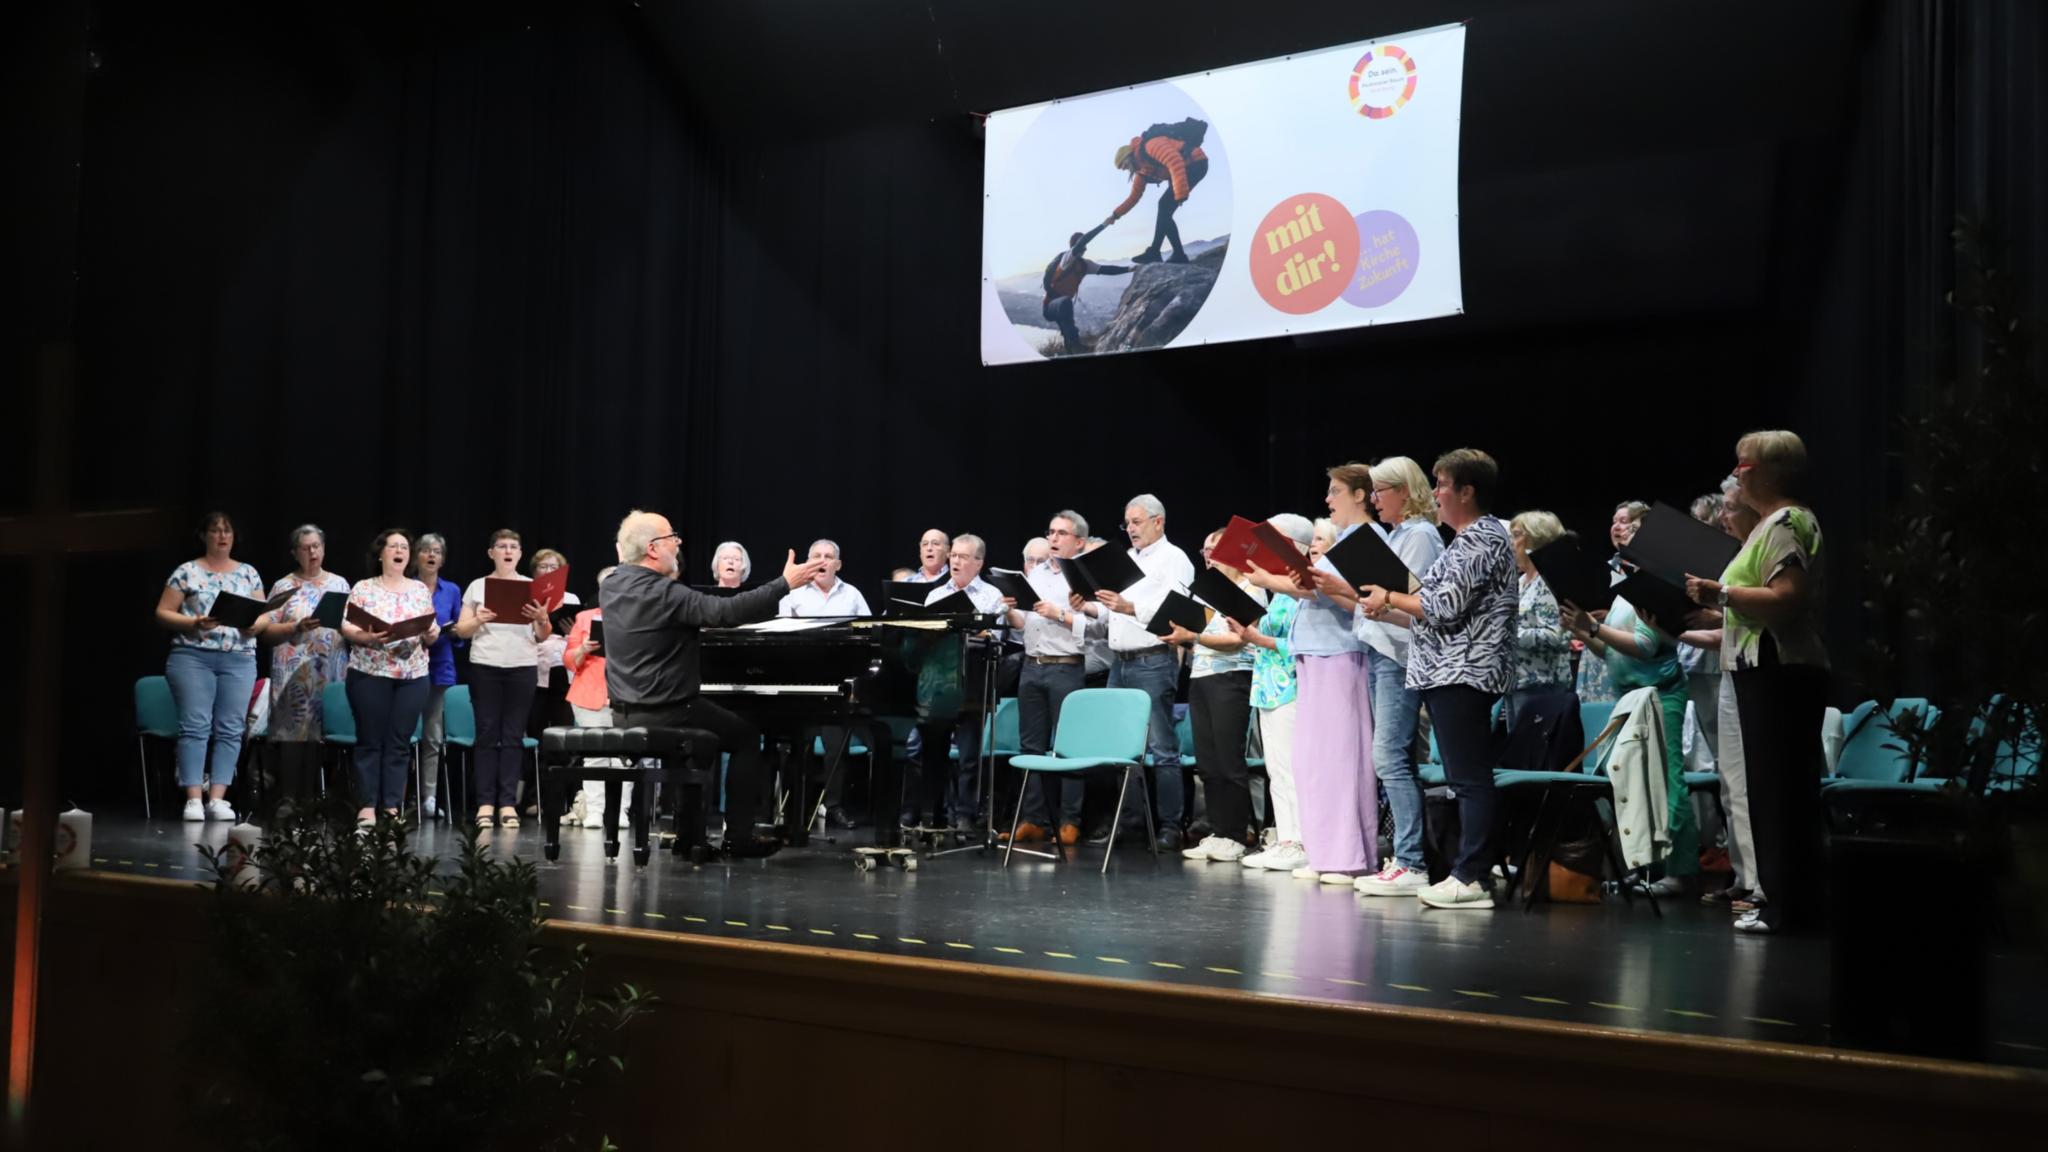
[1405,516,1519,694]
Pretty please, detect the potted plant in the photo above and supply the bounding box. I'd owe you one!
[194,805,654,1151]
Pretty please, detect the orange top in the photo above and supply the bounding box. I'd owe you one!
[563,607,607,711]
[1112,136,1206,219]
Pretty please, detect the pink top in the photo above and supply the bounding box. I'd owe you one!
[563,607,607,711]
[346,577,435,680]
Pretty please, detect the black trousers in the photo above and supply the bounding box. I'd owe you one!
[1016,659,1086,827]
[1731,662,1829,930]
[469,664,536,809]
[345,670,430,811]
[612,696,766,840]
[1043,296,1082,353]
[1149,155,1210,256]
[1188,671,1253,840]
[1422,684,1502,884]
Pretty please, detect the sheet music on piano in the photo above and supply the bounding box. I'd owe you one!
[734,617,840,633]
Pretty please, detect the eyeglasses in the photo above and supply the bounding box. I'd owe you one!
[651,533,682,546]
[1047,528,1076,537]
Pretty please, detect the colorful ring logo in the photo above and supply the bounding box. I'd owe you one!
[1348,45,1417,119]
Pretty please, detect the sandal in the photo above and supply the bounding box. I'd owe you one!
[498,806,520,828]
[477,808,496,829]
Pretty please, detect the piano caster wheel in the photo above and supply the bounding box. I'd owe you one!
[544,843,560,862]
[633,848,651,867]
[901,856,918,872]
[855,856,876,872]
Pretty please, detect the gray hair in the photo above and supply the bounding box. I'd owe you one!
[1267,513,1314,548]
[711,540,752,579]
[1023,537,1052,563]
[596,565,618,584]
[615,509,667,564]
[416,532,447,555]
[953,533,987,561]
[1052,509,1090,537]
[807,538,842,561]
[1126,493,1166,522]
[289,523,325,551]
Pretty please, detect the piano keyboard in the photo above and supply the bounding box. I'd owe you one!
[699,683,844,696]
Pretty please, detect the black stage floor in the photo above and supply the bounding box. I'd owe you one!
[76,814,2048,1069]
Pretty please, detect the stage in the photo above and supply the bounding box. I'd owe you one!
[65,812,2048,1068]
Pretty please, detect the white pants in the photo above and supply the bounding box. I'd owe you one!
[1257,699,1301,844]
[1715,674,1760,897]
[571,703,633,821]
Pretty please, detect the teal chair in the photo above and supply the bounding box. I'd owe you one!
[1491,699,1655,911]
[1419,727,1446,787]
[320,681,357,797]
[443,685,478,815]
[134,675,179,818]
[1828,701,1937,786]
[1004,688,1155,872]
[1174,710,1197,768]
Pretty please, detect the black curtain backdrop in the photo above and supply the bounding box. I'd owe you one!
[5,0,2043,809]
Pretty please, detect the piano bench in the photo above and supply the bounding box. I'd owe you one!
[538,726,718,866]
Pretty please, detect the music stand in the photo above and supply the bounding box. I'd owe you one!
[926,613,1008,859]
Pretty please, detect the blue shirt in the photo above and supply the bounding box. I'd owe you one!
[1290,522,1371,657]
[425,578,464,686]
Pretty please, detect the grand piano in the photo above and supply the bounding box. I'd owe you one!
[698,614,1001,848]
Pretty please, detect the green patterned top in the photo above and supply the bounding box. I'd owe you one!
[1721,506,1827,672]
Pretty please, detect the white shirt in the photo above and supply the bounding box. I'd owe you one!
[464,575,540,668]
[1019,560,1092,658]
[906,566,948,584]
[1103,536,1197,653]
[925,575,1007,615]
[778,578,872,618]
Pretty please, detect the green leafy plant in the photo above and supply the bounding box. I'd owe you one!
[1861,217,2044,795]
[193,804,654,1151]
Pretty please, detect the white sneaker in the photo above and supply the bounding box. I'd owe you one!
[182,798,205,822]
[1418,876,1496,910]
[567,793,587,827]
[421,795,439,821]
[205,799,235,822]
[583,806,610,829]
[1204,837,1246,863]
[1355,860,1429,896]
[1291,864,1322,880]
[1733,909,1772,935]
[1241,847,1270,868]
[1262,842,1310,872]
[1320,871,1363,886]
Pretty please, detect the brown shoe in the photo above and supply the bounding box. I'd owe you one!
[999,822,1047,844]
[1058,823,1082,846]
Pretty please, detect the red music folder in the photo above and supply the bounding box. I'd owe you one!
[345,603,439,640]
[1216,516,1313,581]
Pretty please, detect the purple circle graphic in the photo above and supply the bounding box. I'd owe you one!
[1339,210,1420,309]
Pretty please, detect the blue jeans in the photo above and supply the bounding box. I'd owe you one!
[346,670,430,810]
[165,646,256,789]
[1109,648,1181,829]
[1370,650,1425,870]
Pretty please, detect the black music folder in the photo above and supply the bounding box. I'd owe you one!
[210,589,292,629]
[1612,571,1695,636]
[982,567,1036,605]
[1321,524,1416,594]
[312,590,349,629]
[1190,567,1265,627]
[882,581,939,615]
[1529,539,1614,613]
[1062,546,1147,600]
[548,600,584,635]
[588,618,604,648]
[1145,590,1212,638]
[1623,502,1740,588]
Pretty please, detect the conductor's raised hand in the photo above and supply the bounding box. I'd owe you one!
[782,549,829,589]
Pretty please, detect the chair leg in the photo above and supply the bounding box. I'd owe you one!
[413,746,423,826]
[139,736,152,820]
[1104,768,1132,875]
[1141,769,1159,859]
[1003,770,1030,868]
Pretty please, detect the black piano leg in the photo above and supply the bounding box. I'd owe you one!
[603,779,623,860]
[541,762,564,862]
[783,745,810,848]
[630,769,653,866]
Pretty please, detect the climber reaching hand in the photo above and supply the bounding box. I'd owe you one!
[1107,117,1210,265]
[1039,221,1132,355]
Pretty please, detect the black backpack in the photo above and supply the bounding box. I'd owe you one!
[1140,118,1207,152]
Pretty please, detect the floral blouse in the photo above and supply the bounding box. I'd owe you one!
[1513,573,1573,691]
[166,560,264,653]
[267,571,350,741]
[1249,594,1302,710]
[346,578,435,680]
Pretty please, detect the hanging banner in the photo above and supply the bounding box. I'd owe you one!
[981,22,1465,365]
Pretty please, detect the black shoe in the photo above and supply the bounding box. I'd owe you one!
[722,834,784,860]
[825,806,859,830]
[1155,828,1184,851]
[1131,250,1162,264]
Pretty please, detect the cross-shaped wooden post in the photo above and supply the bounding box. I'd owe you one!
[2,345,180,1139]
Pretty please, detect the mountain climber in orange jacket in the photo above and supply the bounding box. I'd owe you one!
[1040,221,1132,354]
[1105,118,1210,265]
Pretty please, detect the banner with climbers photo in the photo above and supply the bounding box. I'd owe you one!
[979,22,1465,365]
